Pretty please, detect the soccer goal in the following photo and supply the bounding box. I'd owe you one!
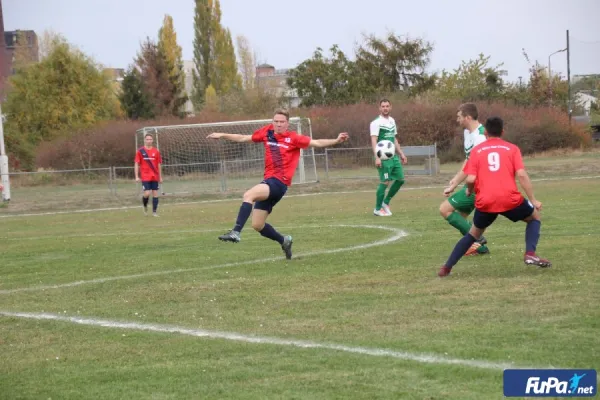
[135,117,319,195]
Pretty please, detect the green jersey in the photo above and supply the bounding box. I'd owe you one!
[370,115,397,143]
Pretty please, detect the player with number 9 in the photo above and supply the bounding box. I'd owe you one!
[438,117,551,276]
[440,103,490,255]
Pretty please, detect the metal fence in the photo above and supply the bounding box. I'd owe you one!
[1,145,438,211]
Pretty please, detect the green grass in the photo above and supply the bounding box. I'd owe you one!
[1,155,600,399]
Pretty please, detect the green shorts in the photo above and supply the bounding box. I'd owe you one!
[448,185,475,214]
[377,156,404,182]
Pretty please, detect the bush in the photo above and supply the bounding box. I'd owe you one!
[33,101,591,170]
[35,111,242,170]
[299,101,591,157]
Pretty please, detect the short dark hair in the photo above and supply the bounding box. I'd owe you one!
[379,98,391,105]
[274,108,289,121]
[458,103,478,120]
[484,117,504,137]
[144,133,153,139]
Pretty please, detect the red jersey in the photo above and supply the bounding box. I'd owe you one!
[463,138,525,212]
[135,146,162,181]
[251,124,311,186]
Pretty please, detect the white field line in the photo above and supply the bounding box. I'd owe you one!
[0,310,548,371]
[0,225,407,295]
[1,175,598,219]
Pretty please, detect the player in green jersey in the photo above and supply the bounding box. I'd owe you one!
[440,103,490,255]
[371,99,408,216]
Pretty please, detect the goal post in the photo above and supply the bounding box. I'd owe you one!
[135,117,318,195]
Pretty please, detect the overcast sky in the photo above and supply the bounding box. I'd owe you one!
[4,0,600,82]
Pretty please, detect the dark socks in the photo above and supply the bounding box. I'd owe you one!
[143,196,149,208]
[525,219,541,254]
[259,223,284,245]
[444,234,477,268]
[152,197,159,212]
[234,202,253,232]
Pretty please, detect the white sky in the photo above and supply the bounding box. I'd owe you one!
[4,0,600,82]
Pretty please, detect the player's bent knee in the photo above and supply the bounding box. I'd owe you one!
[439,201,453,219]
[251,221,265,231]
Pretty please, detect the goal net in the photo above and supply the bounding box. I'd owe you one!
[135,117,318,195]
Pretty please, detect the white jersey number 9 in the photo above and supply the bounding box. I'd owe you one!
[487,152,500,172]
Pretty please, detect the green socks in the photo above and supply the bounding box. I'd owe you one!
[446,211,472,236]
[384,180,404,205]
[375,183,387,209]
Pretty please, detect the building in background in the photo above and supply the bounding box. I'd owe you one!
[255,63,300,108]
[0,0,39,99]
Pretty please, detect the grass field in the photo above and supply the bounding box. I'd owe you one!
[1,154,599,399]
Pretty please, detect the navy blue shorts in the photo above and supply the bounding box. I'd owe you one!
[142,181,159,191]
[254,177,288,214]
[473,199,535,229]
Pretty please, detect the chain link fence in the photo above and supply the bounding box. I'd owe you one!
[1,146,437,213]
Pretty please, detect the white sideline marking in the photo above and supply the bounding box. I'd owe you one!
[1,175,598,219]
[0,225,407,295]
[0,311,541,371]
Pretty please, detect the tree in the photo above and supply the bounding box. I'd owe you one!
[287,45,375,107]
[236,35,256,90]
[355,32,436,95]
[522,50,569,109]
[119,65,155,119]
[204,84,219,112]
[210,27,242,94]
[192,0,219,107]
[3,35,119,169]
[192,0,241,108]
[434,54,507,101]
[157,14,188,114]
[136,38,186,117]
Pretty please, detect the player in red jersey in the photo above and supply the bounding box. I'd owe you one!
[438,117,551,277]
[134,133,163,216]
[207,109,349,259]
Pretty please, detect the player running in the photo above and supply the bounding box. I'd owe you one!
[438,117,551,277]
[207,109,349,259]
[440,103,490,255]
[134,133,163,217]
[371,99,408,216]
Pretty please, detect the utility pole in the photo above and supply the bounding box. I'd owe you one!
[567,29,572,125]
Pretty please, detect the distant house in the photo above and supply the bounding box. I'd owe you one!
[574,92,598,116]
[255,64,301,108]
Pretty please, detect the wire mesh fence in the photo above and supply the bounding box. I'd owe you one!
[1,145,437,213]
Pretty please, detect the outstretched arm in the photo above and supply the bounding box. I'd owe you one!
[206,132,252,143]
[309,132,349,148]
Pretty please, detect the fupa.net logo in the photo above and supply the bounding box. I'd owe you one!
[504,369,597,397]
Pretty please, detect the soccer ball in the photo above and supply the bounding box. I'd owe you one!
[376,140,395,160]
